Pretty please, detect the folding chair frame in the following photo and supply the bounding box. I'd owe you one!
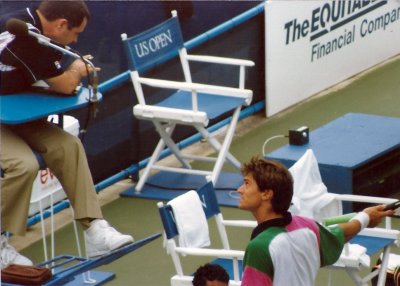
[121,10,254,192]
[288,149,400,286]
[324,194,400,286]
[158,182,255,285]
[29,149,82,264]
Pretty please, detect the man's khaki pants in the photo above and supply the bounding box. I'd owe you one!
[1,119,102,235]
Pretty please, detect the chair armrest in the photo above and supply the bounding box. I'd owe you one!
[186,54,255,67]
[222,219,257,228]
[334,194,397,205]
[138,77,252,102]
[334,195,400,219]
[175,247,244,259]
[360,227,400,242]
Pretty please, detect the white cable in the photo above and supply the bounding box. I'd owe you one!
[262,135,287,157]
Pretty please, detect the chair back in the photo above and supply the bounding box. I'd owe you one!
[197,181,221,219]
[158,204,179,240]
[158,182,221,240]
[122,15,184,73]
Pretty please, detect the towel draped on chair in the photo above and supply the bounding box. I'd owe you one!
[168,191,210,248]
[289,149,341,222]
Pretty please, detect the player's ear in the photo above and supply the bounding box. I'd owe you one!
[261,189,273,201]
[55,18,68,30]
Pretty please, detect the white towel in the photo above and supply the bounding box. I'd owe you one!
[340,243,370,267]
[168,191,210,248]
[385,253,400,271]
[289,149,341,222]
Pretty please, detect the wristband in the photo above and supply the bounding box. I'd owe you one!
[350,211,370,230]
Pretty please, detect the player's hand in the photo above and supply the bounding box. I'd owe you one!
[363,205,395,228]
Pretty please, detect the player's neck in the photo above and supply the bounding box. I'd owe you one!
[254,207,283,224]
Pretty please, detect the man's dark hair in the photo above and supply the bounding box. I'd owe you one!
[192,263,229,286]
[38,0,90,29]
[241,156,293,214]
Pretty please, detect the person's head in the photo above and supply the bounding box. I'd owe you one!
[37,0,90,45]
[192,263,229,286]
[238,156,293,217]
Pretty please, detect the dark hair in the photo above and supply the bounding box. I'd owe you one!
[241,156,293,214]
[192,263,229,286]
[38,0,90,29]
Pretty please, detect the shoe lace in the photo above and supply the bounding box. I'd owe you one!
[103,225,122,240]
[86,220,121,242]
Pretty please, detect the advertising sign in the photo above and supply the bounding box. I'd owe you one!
[265,0,400,116]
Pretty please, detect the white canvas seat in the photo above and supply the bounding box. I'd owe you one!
[121,10,254,192]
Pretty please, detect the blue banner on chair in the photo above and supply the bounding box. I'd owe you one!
[124,17,184,72]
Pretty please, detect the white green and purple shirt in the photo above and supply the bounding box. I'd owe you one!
[242,212,344,286]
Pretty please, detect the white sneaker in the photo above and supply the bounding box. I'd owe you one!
[1,235,33,269]
[84,219,134,257]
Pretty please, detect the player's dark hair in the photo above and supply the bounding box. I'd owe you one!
[192,263,229,286]
[241,156,293,215]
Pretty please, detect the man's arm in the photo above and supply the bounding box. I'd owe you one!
[339,205,395,242]
[46,56,98,94]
